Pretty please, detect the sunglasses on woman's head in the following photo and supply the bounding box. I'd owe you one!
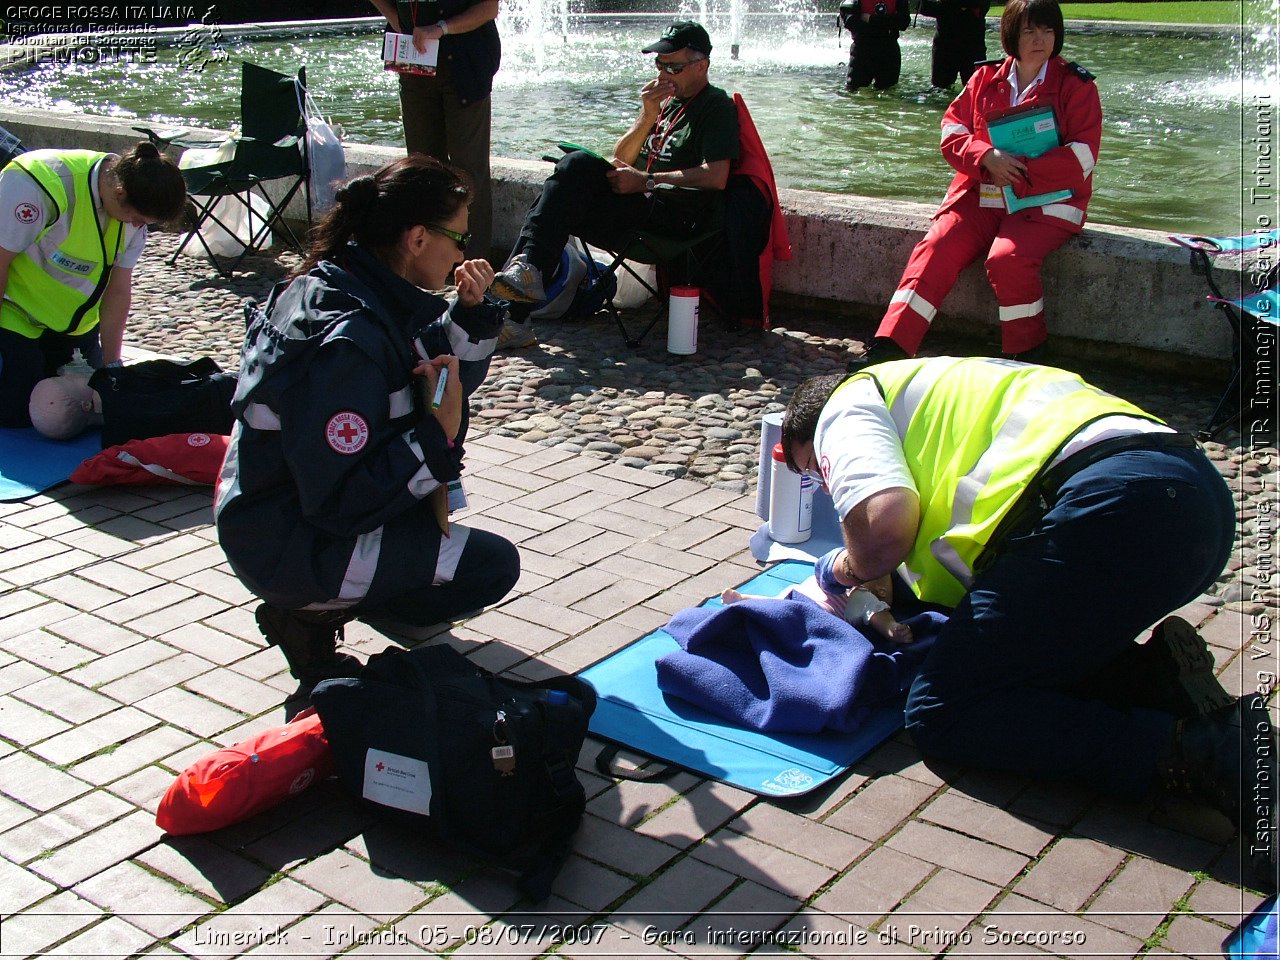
[428,224,471,252]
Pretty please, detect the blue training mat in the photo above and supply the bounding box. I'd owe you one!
[0,427,100,501]
[579,559,908,797]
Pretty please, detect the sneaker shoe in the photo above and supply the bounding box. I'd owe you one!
[491,253,547,304]
[496,317,538,351]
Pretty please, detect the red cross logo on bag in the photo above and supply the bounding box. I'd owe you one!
[14,202,40,226]
[187,433,211,447]
[326,412,369,454]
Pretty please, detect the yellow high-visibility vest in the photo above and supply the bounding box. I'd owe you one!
[1,150,123,340]
[836,357,1162,606]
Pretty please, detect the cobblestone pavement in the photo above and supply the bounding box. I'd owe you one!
[0,233,1273,958]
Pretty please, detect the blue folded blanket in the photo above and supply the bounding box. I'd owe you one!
[656,595,945,734]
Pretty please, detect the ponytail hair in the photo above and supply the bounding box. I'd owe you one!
[299,155,472,275]
[114,140,187,224]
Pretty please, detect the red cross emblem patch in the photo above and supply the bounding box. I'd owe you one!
[14,202,40,226]
[326,412,369,454]
[187,433,211,447]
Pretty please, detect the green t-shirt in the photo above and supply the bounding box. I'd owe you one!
[638,84,739,174]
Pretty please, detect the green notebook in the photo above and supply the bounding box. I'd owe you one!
[557,141,610,164]
[985,103,1074,213]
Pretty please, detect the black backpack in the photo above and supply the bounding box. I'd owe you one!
[89,358,237,449]
[311,644,596,902]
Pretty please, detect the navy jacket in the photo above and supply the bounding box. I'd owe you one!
[216,244,501,609]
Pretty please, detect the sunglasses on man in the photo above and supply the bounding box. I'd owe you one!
[654,55,705,75]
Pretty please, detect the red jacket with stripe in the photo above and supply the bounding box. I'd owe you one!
[937,55,1101,233]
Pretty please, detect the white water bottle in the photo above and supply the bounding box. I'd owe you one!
[667,285,699,355]
[768,443,814,543]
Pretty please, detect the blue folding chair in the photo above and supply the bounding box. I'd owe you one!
[1170,230,1278,439]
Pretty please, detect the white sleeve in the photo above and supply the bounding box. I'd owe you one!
[116,224,148,269]
[0,166,52,253]
[813,376,917,521]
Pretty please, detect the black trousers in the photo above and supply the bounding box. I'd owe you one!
[931,17,987,88]
[516,151,718,278]
[847,29,902,90]
[357,527,520,627]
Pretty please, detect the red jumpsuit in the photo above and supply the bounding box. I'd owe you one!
[877,56,1102,355]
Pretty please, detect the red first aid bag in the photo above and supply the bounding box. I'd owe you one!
[71,433,229,486]
[156,708,334,835]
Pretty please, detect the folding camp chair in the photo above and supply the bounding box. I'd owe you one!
[1170,230,1279,439]
[0,124,26,168]
[137,61,312,277]
[575,92,789,349]
[580,214,728,349]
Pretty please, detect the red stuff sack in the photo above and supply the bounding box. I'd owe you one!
[156,708,334,835]
[70,432,229,486]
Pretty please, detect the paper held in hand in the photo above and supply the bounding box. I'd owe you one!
[383,31,438,76]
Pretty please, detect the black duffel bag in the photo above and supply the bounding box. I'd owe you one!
[312,644,596,902]
[89,357,237,449]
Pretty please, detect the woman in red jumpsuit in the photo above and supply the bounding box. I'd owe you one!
[867,0,1101,362]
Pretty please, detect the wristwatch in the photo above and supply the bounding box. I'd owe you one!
[645,176,657,193]
[436,19,449,34]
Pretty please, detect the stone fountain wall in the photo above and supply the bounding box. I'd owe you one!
[0,105,1237,372]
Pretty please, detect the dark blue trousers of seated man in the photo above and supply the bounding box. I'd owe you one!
[491,19,739,349]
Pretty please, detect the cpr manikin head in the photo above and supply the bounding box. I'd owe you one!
[29,374,103,440]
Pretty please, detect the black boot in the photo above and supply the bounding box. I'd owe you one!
[1159,694,1278,891]
[1133,616,1235,718]
[1001,342,1048,364]
[847,336,908,373]
[254,603,363,686]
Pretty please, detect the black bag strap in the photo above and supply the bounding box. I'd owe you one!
[594,743,682,783]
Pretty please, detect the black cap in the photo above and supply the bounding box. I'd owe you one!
[641,21,712,57]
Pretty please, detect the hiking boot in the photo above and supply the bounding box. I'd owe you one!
[1159,694,1278,891]
[496,317,538,351]
[846,336,908,373]
[254,602,362,685]
[491,253,547,304]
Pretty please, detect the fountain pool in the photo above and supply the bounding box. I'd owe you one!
[0,14,1262,236]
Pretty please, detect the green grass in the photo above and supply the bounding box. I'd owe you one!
[989,2,1249,24]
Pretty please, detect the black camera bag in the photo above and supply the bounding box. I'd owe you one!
[311,644,596,902]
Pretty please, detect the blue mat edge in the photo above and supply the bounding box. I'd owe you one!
[0,427,100,502]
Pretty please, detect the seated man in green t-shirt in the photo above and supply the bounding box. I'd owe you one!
[491,20,740,348]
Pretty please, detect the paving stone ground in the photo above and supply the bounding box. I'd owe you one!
[0,233,1274,959]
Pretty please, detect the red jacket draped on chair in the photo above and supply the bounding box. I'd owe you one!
[730,93,792,328]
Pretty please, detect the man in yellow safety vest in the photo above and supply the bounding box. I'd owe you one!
[781,356,1273,890]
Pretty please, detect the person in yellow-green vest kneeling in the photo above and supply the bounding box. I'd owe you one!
[0,141,187,428]
[781,357,1276,892]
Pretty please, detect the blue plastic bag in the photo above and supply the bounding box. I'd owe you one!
[1223,895,1277,958]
